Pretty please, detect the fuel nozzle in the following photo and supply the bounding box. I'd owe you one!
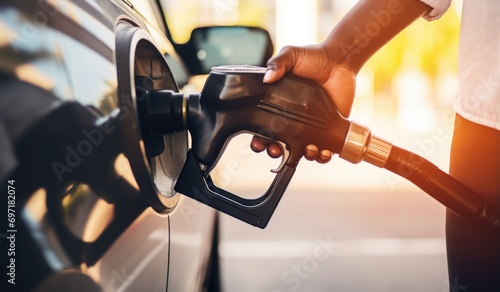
[141,65,352,228]
[139,67,500,232]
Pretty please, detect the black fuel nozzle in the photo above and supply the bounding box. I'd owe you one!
[141,67,500,232]
[141,66,352,228]
[177,66,352,228]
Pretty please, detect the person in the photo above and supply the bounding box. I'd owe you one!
[251,0,500,291]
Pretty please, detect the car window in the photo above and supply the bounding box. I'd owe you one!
[159,0,273,44]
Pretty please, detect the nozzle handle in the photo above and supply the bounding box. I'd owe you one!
[175,150,295,228]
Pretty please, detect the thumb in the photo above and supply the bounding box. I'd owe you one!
[263,46,298,83]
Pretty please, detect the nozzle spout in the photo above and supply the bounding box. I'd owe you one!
[147,90,191,135]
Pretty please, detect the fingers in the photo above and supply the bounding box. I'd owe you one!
[263,46,298,84]
[250,136,267,153]
[266,143,282,159]
[304,144,318,161]
[304,144,332,164]
[263,69,277,83]
[318,149,333,164]
[253,138,333,163]
[250,136,283,158]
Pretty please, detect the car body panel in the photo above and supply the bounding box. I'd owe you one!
[0,0,216,290]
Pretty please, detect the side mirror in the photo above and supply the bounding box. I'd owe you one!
[176,26,273,75]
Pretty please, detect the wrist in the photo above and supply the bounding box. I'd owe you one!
[320,41,361,75]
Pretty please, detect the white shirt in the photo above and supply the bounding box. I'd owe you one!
[421,0,500,130]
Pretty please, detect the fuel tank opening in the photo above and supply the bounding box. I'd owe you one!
[135,76,188,158]
[131,74,188,209]
[115,23,189,213]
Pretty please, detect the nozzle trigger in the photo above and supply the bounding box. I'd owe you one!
[270,141,290,173]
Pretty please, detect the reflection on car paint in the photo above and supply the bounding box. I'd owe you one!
[0,8,71,98]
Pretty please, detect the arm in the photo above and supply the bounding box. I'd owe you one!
[254,0,432,162]
[325,0,432,73]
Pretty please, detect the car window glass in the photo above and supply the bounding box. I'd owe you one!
[159,0,273,44]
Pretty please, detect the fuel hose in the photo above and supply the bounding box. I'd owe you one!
[340,121,500,232]
[385,145,500,231]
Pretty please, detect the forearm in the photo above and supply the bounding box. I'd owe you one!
[324,0,432,72]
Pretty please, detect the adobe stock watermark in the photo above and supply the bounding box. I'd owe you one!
[50,118,116,182]
[272,236,339,292]
[8,0,60,53]
[383,71,500,191]
[383,109,453,191]
[338,0,403,62]
[50,89,147,182]
[104,267,128,292]
[459,73,500,118]
[213,0,238,22]
[215,107,295,188]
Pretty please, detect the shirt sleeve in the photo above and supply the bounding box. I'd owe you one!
[419,0,452,21]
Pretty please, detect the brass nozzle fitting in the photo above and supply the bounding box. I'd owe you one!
[339,121,392,168]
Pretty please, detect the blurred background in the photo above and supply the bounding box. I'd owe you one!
[163,0,463,291]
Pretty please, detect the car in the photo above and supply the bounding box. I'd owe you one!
[0,0,272,291]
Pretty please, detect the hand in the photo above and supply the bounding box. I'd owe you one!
[264,44,356,117]
[251,44,357,163]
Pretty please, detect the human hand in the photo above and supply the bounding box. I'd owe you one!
[251,44,357,163]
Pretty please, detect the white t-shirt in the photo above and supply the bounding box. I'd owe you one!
[421,0,500,130]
